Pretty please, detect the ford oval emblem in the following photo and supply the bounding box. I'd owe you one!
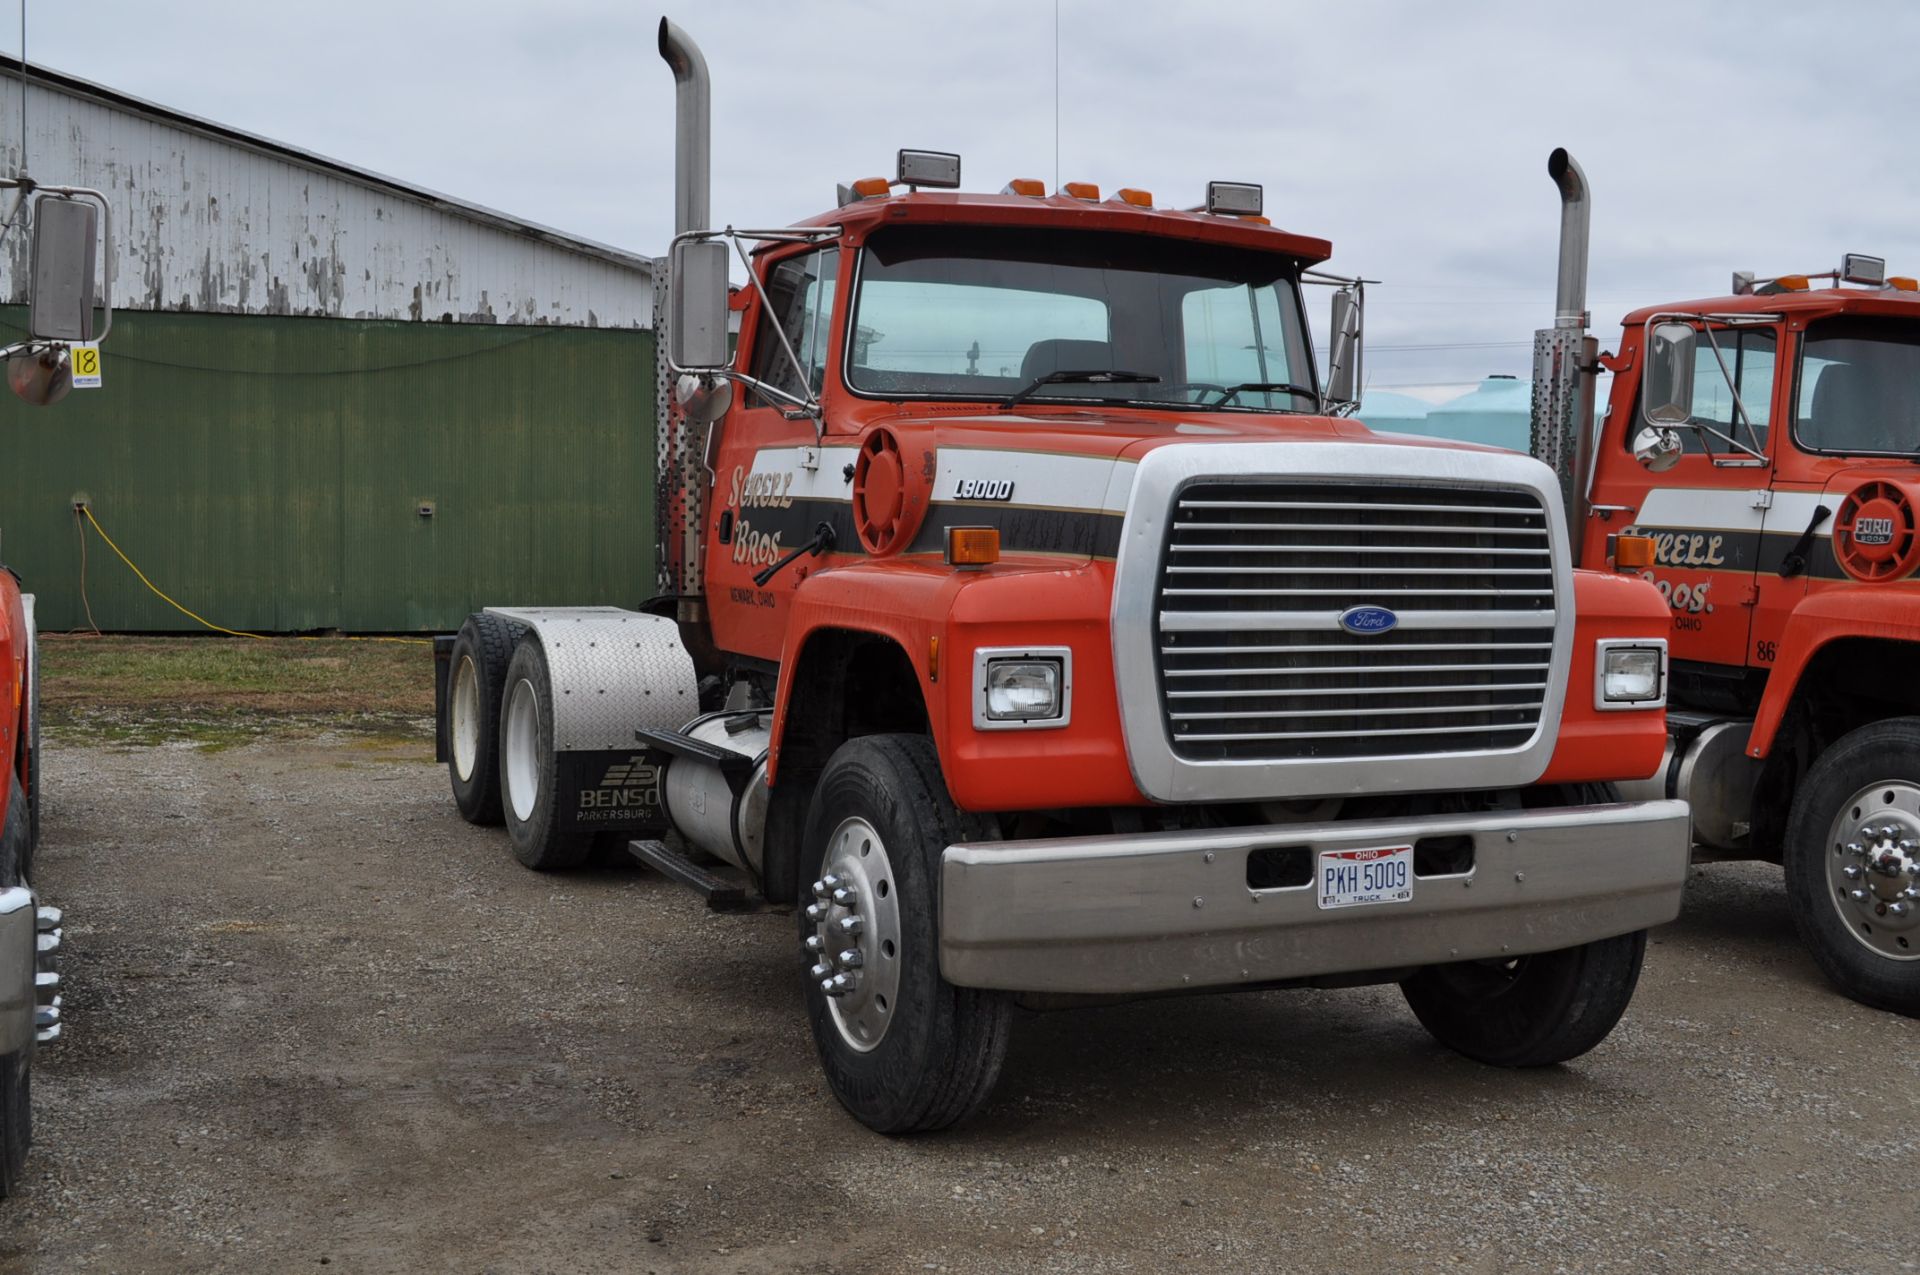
[1339,605,1399,636]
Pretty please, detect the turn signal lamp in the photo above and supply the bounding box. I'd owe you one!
[1892,276,1919,292]
[1003,178,1046,197]
[1114,187,1153,208]
[945,526,1001,567]
[1609,533,1657,570]
[1063,181,1100,200]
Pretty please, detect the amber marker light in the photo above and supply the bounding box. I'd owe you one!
[1610,534,1657,570]
[1892,277,1919,292]
[946,527,1001,567]
[1002,178,1046,196]
[851,176,891,198]
[1114,187,1153,207]
[1063,182,1100,200]
[928,636,941,683]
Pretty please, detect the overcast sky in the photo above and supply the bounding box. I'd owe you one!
[23,0,1920,393]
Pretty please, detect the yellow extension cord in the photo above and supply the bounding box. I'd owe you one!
[78,505,429,646]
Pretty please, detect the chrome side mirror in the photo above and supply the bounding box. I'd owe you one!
[28,194,101,342]
[1642,321,1696,426]
[1325,288,1362,406]
[675,371,733,423]
[668,238,731,371]
[1632,424,1683,472]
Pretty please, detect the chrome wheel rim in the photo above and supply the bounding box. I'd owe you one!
[1824,780,1920,961]
[804,816,903,1053]
[450,654,480,781]
[503,677,541,823]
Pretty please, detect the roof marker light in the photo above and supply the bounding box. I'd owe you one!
[837,175,893,206]
[1003,178,1046,197]
[1063,181,1100,201]
[1891,276,1919,292]
[1774,275,1811,292]
[1205,181,1263,217]
[1113,187,1153,208]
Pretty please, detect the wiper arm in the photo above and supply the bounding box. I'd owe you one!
[1001,369,1160,410]
[1212,382,1319,407]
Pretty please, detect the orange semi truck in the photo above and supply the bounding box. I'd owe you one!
[432,22,1691,1132]
[1544,166,1920,1014]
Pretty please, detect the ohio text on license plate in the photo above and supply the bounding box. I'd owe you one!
[1316,845,1414,910]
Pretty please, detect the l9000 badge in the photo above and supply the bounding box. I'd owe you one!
[1338,605,1399,635]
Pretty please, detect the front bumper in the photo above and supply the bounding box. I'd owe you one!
[939,799,1690,994]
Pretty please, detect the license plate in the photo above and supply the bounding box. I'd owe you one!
[1316,845,1414,910]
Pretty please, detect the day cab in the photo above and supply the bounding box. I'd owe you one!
[436,23,1690,1134]
[1595,256,1920,1012]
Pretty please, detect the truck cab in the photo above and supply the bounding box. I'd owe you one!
[433,26,1692,1133]
[1589,259,1920,1013]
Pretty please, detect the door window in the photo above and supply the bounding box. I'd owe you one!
[748,248,839,405]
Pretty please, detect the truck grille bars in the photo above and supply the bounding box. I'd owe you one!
[1154,480,1557,763]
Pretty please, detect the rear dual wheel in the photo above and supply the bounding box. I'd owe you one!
[498,636,593,871]
[446,614,517,826]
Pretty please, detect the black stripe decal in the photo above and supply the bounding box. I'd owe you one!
[723,497,1121,560]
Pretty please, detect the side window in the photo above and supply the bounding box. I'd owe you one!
[748,248,838,405]
[1628,326,1776,454]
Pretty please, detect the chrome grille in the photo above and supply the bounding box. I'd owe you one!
[1156,480,1557,762]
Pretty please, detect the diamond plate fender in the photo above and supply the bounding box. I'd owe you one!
[483,607,700,751]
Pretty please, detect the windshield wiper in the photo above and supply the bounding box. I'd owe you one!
[1211,382,1318,408]
[1001,369,1160,410]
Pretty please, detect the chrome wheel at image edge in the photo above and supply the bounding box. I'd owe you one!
[803,816,903,1053]
[1824,780,1920,961]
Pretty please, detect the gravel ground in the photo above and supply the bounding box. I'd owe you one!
[3,733,1918,1274]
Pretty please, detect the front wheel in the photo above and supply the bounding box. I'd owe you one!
[1784,717,1920,1016]
[1401,930,1647,1067]
[1,774,33,1198]
[798,735,1011,1133]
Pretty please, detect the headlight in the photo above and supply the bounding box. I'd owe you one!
[973,647,1073,729]
[1594,640,1667,710]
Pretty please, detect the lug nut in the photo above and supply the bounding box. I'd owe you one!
[826,973,856,996]
[810,878,829,898]
[804,902,830,923]
[1851,888,1872,903]
[34,906,59,932]
[819,976,841,996]
[835,915,864,938]
[34,1004,57,1030]
[1846,842,1865,857]
[804,934,824,954]
[1844,864,1864,880]
[36,931,58,956]
[821,873,843,892]
[831,886,858,908]
[837,947,864,969]
[1891,901,1911,919]
[809,961,833,982]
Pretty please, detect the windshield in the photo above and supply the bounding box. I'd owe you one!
[848,226,1317,411]
[1795,317,1920,457]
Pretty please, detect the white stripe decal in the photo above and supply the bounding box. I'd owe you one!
[934,450,1134,513]
[1634,487,1825,532]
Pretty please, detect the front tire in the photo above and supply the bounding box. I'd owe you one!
[498,637,592,871]
[446,614,517,826]
[798,735,1011,1133]
[1,773,34,1198]
[1784,717,1920,1016]
[1402,930,1647,1067]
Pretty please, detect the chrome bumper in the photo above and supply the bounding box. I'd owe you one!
[939,799,1691,995]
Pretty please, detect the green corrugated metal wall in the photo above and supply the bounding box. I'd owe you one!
[0,308,656,632]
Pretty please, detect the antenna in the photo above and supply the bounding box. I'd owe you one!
[17,0,24,174]
[1052,0,1059,189]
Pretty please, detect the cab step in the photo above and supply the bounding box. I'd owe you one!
[627,838,750,911]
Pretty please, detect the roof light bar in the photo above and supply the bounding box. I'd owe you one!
[1205,181,1263,217]
[897,149,961,189]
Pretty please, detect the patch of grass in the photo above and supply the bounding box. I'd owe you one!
[38,636,437,748]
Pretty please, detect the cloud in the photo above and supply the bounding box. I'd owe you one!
[26,0,1920,385]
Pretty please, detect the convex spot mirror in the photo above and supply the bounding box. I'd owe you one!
[1642,321,1696,427]
[1325,289,1361,405]
[668,239,731,371]
[29,195,99,343]
[1632,424,1683,472]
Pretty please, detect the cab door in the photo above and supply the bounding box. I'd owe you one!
[704,245,842,662]
[1600,321,1782,668]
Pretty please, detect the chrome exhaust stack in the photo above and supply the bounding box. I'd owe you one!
[1530,147,1598,565]
[654,17,716,639]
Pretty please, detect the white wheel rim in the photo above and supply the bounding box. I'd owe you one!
[450,654,480,782]
[503,677,541,823]
[1823,780,1920,961]
[805,816,903,1053]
